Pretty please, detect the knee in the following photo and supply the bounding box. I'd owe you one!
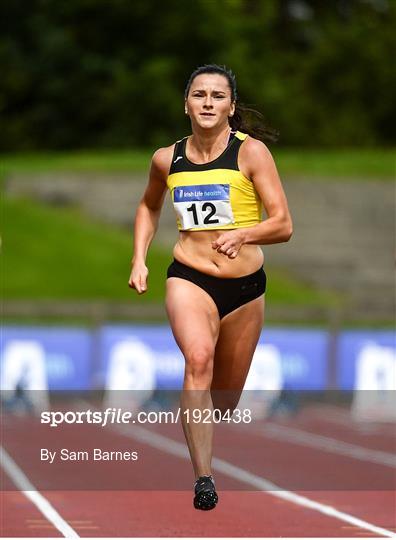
[184,347,214,386]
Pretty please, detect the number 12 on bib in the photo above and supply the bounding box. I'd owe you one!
[172,184,234,230]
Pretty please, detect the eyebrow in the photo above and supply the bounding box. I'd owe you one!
[191,89,227,94]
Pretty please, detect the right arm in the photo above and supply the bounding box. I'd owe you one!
[128,146,172,294]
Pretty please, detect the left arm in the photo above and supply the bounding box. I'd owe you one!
[212,138,293,258]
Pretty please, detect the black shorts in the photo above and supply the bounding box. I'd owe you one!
[167,259,266,319]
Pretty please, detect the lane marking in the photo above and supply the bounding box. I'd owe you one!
[256,423,396,468]
[301,406,395,435]
[28,525,57,529]
[68,520,95,524]
[210,459,396,538]
[72,526,99,530]
[107,419,396,538]
[0,446,79,538]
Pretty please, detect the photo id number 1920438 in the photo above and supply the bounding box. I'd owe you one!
[183,408,252,423]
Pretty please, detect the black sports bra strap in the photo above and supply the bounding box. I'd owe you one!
[180,137,188,158]
[169,132,242,173]
[228,130,237,144]
[169,137,188,174]
[173,138,185,160]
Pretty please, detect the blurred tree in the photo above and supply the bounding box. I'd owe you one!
[0,0,394,149]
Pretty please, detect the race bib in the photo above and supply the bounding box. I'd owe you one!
[173,184,234,229]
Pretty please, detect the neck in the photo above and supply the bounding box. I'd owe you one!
[189,124,231,160]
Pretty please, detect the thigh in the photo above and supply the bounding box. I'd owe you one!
[166,277,220,358]
[211,295,264,392]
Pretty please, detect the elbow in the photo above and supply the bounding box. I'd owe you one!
[281,220,293,243]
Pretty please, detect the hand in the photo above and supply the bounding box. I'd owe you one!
[211,230,245,259]
[128,261,148,294]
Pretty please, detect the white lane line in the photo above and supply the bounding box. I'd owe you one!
[303,406,394,434]
[0,446,79,538]
[258,423,396,468]
[105,421,396,538]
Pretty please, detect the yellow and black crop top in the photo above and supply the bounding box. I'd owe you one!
[167,130,263,231]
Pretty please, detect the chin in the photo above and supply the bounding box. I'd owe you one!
[197,119,219,129]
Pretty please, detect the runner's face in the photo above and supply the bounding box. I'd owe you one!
[185,73,235,130]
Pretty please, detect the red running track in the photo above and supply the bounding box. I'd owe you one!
[1,403,395,537]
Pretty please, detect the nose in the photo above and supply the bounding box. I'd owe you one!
[203,95,213,109]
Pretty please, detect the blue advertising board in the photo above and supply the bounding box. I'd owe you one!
[98,325,184,389]
[1,327,93,390]
[337,331,396,390]
[259,329,329,390]
[1,325,332,391]
[99,326,329,391]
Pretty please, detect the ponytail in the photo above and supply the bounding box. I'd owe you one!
[230,104,279,143]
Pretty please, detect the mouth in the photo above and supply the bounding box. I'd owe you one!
[200,112,215,117]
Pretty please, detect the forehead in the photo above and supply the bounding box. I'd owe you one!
[189,73,230,92]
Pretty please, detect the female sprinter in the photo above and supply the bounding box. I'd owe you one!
[129,64,292,511]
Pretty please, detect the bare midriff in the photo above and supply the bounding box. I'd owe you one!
[173,230,264,278]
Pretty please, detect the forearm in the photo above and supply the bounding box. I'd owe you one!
[240,215,293,246]
[132,202,161,263]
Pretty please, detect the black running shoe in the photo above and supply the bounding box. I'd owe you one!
[193,475,218,510]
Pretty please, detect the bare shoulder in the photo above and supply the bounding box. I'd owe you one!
[151,144,175,177]
[239,136,277,179]
[240,136,273,162]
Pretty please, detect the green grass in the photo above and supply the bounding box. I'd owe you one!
[1,150,152,176]
[265,268,339,307]
[0,150,153,175]
[272,148,395,178]
[1,196,171,301]
[1,147,394,178]
[1,196,336,310]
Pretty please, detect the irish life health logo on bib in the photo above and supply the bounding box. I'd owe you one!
[173,184,234,229]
